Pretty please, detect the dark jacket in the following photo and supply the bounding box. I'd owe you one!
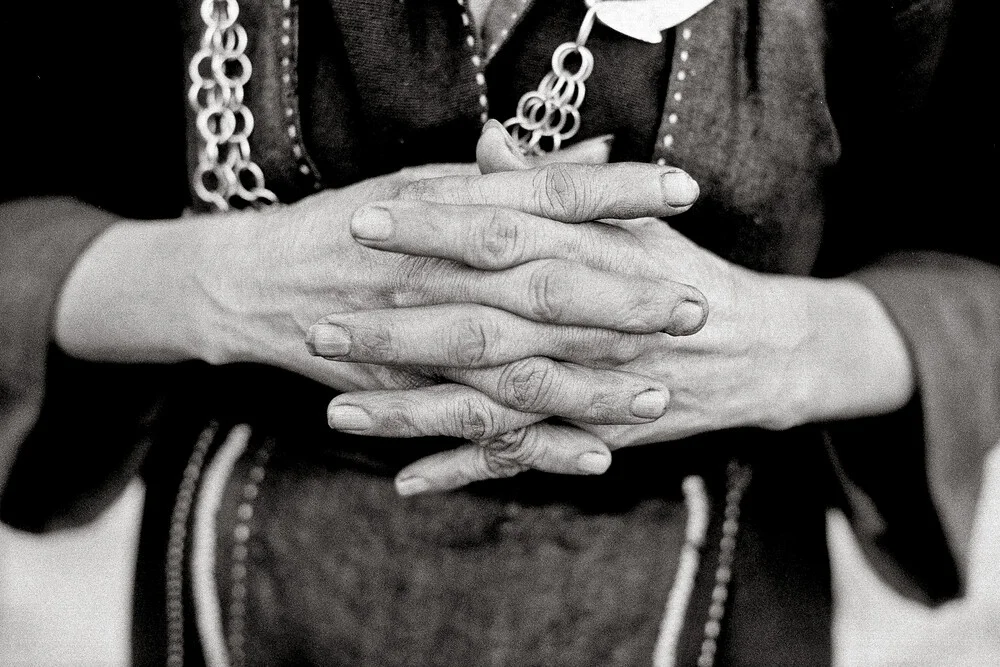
[1,0,997,664]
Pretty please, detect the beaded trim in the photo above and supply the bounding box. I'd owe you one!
[225,440,274,665]
[656,25,695,166]
[456,0,491,125]
[483,0,532,62]
[277,0,323,187]
[697,461,752,667]
[166,423,219,667]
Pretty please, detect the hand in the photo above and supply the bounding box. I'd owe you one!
[56,124,705,483]
[321,127,914,494]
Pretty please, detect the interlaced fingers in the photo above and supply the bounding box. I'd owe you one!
[503,4,599,155]
[188,0,277,211]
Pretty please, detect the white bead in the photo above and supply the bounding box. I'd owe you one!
[479,94,488,107]
[233,523,251,542]
[280,34,290,46]
[677,70,686,81]
[471,55,482,67]
[657,157,667,166]
[461,13,469,25]
[662,134,674,148]
[704,619,721,639]
[674,92,682,102]
[476,73,486,85]
[668,113,678,124]
[299,164,311,175]
[682,28,692,40]
[466,35,475,47]
[282,17,291,29]
[287,125,297,138]
[680,50,689,62]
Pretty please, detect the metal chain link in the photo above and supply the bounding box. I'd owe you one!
[503,5,599,155]
[188,0,277,212]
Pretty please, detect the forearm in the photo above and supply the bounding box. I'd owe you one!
[772,274,916,427]
[54,217,220,364]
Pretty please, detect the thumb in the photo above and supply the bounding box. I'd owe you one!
[477,119,613,175]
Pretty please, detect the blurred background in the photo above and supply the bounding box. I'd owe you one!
[3,449,999,666]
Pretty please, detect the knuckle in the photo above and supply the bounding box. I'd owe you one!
[446,318,492,366]
[352,326,398,363]
[481,428,541,468]
[475,209,523,267]
[379,401,419,436]
[533,163,590,220]
[526,261,565,322]
[473,448,527,480]
[496,357,556,412]
[450,397,496,441]
[389,255,445,307]
[585,396,619,424]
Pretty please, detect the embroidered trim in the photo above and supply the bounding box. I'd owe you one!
[225,439,274,665]
[697,460,752,667]
[192,424,254,667]
[456,0,491,125]
[652,475,711,667]
[655,25,695,166]
[166,423,219,667]
[483,0,533,62]
[278,0,323,187]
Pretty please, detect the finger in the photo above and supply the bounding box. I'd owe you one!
[397,161,699,220]
[307,304,651,368]
[351,202,708,334]
[461,258,707,334]
[394,423,612,495]
[530,135,614,167]
[476,119,529,174]
[351,200,625,271]
[445,357,670,424]
[326,383,544,440]
[476,119,613,174]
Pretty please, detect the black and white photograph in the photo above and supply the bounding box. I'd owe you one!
[1,0,996,664]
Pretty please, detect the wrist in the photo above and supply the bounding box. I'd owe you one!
[770,275,915,428]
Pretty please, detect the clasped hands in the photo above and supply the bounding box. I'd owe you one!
[303,122,790,495]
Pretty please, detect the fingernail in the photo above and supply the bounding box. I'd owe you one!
[327,405,373,432]
[481,118,504,134]
[307,324,351,357]
[351,206,393,242]
[577,452,611,474]
[661,171,700,207]
[631,389,669,419]
[396,476,430,496]
[668,300,707,334]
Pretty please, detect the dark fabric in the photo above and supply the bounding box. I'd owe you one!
[0,0,995,665]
